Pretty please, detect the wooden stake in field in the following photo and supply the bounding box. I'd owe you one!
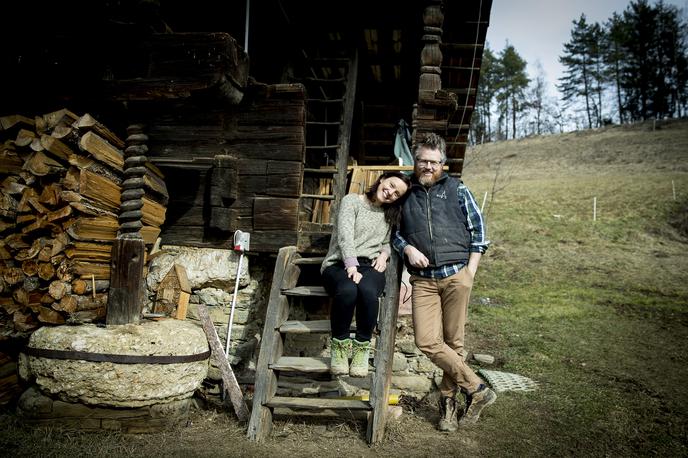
[672,180,676,201]
[593,197,597,222]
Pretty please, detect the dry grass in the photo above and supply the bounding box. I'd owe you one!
[2,119,687,457]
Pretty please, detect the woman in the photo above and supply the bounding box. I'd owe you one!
[321,172,411,377]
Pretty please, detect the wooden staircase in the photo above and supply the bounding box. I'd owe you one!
[247,246,402,444]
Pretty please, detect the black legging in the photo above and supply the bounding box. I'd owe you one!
[322,259,386,342]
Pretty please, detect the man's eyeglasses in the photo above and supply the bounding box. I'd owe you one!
[416,159,442,168]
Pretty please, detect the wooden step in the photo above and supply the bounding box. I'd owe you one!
[282,286,328,296]
[266,396,370,410]
[300,194,335,200]
[307,98,344,104]
[280,320,330,333]
[302,76,346,83]
[303,168,337,174]
[292,256,325,265]
[306,144,340,150]
[280,320,357,334]
[307,121,342,126]
[270,356,330,373]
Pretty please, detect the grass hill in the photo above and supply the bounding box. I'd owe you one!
[458,118,688,456]
[2,120,687,456]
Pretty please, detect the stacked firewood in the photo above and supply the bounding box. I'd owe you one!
[0,110,168,335]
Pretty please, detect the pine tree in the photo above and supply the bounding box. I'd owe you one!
[558,14,603,129]
[473,45,498,143]
[496,44,529,139]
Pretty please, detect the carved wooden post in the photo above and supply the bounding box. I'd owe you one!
[419,2,444,95]
[413,1,452,143]
[107,124,148,325]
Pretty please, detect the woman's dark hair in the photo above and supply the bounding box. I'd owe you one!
[365,171,412,227]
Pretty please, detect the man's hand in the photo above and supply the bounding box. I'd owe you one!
[466,252,482,276]
[346,266,362,284]
[404,245,429,268]
[372,252,389,272]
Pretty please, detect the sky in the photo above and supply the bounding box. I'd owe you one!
[485,0,688,98]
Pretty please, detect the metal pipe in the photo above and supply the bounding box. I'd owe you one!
[244,0,250,52]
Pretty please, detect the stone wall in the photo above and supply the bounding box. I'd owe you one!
[145,245,270,394]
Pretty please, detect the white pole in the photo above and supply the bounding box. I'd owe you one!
[225,253,244,357]
[244,0,250,52]
[593,197,597,222]
[481,191,488,213]
[672,180,676,201]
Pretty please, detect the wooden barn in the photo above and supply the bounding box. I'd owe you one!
[0,0,493,442]
[2,0,492,253]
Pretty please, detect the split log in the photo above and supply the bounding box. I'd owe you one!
[13,311,38,332]
[71,278,109,295]
[37,306,65,324]
[40,109,79,133]
[79,131,124,171]
[0,144,23,175]
[54,295,78,313]
[38,183,61,207]
[0,191,18,219]
[3,267,25,286]
[75,292,108,311]
[76,114,125,149]
[0,114,34,132]
[48,280,71,300]
[37,263,55,281]
[63,168,166,226]
[40,135,73,162]
[15,129,36,147]
[64,241,112,262]
[21,260,38,277]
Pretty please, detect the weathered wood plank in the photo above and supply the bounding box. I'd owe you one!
[196,303,250,421]
[253,198,298,231]
[279,320,331,334]
[267,396,370,410]
[367,252,402,444]
[247,246,297,442]
[106,238,145,325]
[266,161,302,197]
[282,286,327,297]
[270,356,330,373]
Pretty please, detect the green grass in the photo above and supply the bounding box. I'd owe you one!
[460,168,688,456]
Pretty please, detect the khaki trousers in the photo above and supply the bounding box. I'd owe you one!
[411,267,482,397]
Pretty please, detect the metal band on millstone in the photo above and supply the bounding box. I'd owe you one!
[119,125,148,239]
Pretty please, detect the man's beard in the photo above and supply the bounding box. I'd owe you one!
[418,169,442,187]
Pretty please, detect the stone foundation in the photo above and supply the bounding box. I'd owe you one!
[17,386,192,433]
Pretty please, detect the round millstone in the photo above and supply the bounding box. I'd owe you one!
[26,319,210,408]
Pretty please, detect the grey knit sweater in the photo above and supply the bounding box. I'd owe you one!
[320,193,391,273]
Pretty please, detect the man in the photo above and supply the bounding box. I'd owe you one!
[393,132,496,432]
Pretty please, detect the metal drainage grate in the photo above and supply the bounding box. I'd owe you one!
[478,369,539,393]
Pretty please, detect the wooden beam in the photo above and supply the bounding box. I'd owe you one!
[197,303,249,421]
[367,252,401,444]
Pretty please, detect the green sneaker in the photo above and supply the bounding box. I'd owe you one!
[330,337,351,375]
[349,339,371,377]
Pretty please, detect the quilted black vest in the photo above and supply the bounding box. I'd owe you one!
[401,174,470,268]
